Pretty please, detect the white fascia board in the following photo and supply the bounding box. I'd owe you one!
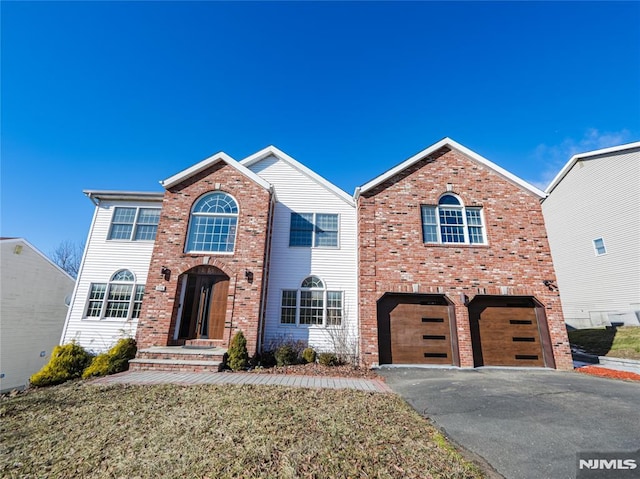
[161,152,273,192]
[1,238,76,282]
[83,190,165,205]
[358,137,546,199]
[240,146,355,206]
[545,140,640,195]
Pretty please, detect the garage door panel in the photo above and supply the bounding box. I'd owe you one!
[478,306,544,367]
[390,303,453,365]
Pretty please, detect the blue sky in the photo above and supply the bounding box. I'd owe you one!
[2,1,639,258]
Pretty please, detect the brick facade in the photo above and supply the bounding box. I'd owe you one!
[135,161,272,355]
[358,147,573,370]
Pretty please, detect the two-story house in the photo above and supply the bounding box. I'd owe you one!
[61,139,572,371]
[542,141,640,329]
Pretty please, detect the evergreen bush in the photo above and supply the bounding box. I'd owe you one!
[30,342,93,387]
[228,331,249,371]
[275,344,298,366]
[82,338,137,379]
[318,352,341,367]
[301,347,317,364]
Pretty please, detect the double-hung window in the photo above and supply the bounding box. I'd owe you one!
[289,213,338,247]
[86,269,144,320]
[421,194,486,245]
[108,207,161,241]
[280,276,343,326]
[593,238,607,256]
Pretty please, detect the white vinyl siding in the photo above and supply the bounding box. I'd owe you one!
[0,239,75,393]
[246,155,358,353]
[542,147,640,328]
[62,199,160,353]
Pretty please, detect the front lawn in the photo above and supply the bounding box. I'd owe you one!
[569,326,640,360]
[1,382,483,478]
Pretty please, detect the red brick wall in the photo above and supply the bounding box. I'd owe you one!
[358,147,572,370]
[136,162,272,355]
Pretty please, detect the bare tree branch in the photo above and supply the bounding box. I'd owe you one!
[50,240,84,279]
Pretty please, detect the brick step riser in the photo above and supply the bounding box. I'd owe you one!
[129,362,221,373]
[184,339,226,348]
[137,352,225,362]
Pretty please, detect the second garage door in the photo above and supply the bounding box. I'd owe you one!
[470,299,546,367]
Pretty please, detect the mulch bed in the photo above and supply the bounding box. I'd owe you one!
[576,365,640,382]
[243,363,383,380]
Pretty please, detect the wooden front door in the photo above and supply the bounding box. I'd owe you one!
[389,303,454,365]
[178,274,228,340]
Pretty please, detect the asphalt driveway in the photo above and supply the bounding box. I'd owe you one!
[379,368,640,479]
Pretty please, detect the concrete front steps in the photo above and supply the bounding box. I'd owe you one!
[129,346,227,372]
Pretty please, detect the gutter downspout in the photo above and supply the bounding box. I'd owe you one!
[256,187,276,353]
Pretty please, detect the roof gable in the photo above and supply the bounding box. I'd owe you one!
[0,238,75,282]
[240,146,355,206]
[356,137,546,199]
[545,141,640,195]
[161,152,273,191]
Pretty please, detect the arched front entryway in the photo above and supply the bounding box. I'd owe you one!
[173,265,230,343]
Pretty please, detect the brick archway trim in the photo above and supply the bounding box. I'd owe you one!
[174,256,238,278]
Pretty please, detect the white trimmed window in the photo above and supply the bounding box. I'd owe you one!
[108,207,160,241]
[186,192,238,253]
[289,213,339,247]
[85,269,144,320]
[421,194,486,245]
[593,238,607,256]
[280,276,343,326]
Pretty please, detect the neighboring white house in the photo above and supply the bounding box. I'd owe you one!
[241,146,358,355]
[542,141,640,329]
[0,238,75,392]
[60,191,164,352]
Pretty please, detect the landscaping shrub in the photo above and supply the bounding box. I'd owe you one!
[250,350,276,368]
[275,344,298,366]
[82,338,137,379]
[30,342,93,387]
[301,347,317,364]
[228,331,249,371]
[318,352,341,367]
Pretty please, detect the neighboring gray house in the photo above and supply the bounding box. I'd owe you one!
[542,142,640,329]
[0,238,75,392]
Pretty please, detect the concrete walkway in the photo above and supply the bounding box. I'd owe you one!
[92,370,393,393]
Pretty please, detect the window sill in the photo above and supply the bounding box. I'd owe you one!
[423,243,490,248]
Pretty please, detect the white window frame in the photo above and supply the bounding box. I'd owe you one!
[421,194,487,245]
[107,207,161,242]
[84,269,145,321]
[280,276,343,327]
[288,213,340,249]
[185,192,239,254]
[593,237,607,256]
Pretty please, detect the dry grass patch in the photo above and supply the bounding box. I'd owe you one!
[1,382,483,478]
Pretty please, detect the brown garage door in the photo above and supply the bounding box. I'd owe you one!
[476,306,544,367]
[390,303,453,365]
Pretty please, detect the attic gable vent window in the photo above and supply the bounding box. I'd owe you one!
[421,194,486,245]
